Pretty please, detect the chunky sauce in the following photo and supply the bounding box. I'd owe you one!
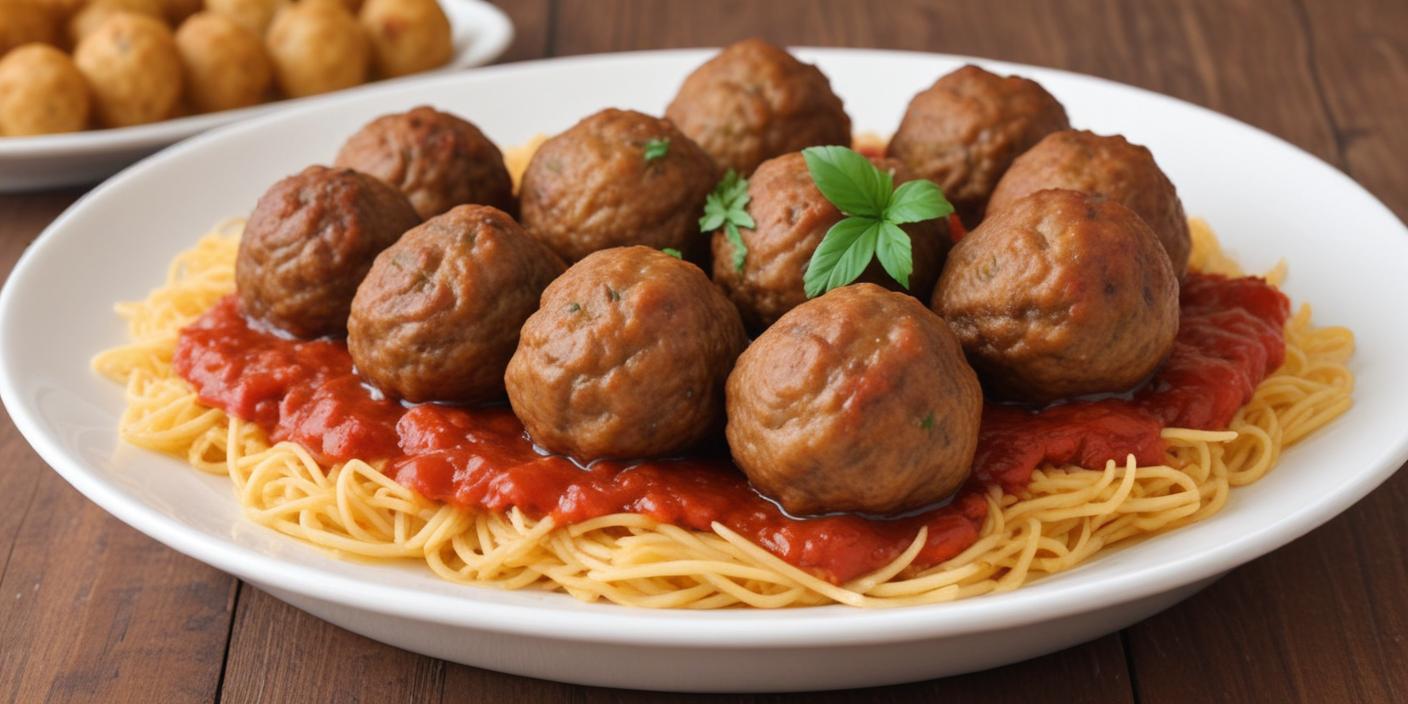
[174,273,1288,584]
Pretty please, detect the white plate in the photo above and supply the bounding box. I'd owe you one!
[0,0,512,192]
[2,49,1407,693]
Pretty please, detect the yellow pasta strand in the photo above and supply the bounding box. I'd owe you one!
[92,219,1355,608]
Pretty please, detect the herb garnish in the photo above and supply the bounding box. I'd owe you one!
[699,170,753,271]
[661,247,683,259]
[643,138,670,162]
[801,146,952,298]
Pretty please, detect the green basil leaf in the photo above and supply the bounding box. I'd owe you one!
[661,247,682,259]
[885,179,953,224]
[726,223,748,271]
[732,207,755,229]
[802,146,889,218]
[876,221,913,290]
[805,217,879,297]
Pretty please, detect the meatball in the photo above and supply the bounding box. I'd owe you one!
[334,106,514,219]
[73,13,182,128]
[237,165,421,338]
[518,109,718,263]
[506,246,748,460]
[348,205,564,403]
[711,151,951,331]
[0,4,58,56]
[359,0,452,78]
[665,38,851,175]
[887,64,1069,227]
[0,44,89,136]
[987,130,1191,276]
[175,12,273,113]
[934,189,1179,403]
[727,284,981,516]
[265,0,368,98]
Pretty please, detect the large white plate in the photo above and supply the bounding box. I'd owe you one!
[2,49,1407,693]
[0,0,512,192]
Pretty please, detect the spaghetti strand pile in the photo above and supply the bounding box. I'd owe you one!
[91,218,1355,608]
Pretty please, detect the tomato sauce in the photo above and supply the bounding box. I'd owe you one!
[173,273,1287,584]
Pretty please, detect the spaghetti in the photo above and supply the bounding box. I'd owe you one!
[91,219,1355,608]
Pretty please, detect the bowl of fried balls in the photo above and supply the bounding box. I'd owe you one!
[0,0,491,136]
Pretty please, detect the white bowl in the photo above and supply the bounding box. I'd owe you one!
[2,49,1406,693]
[0,0,513,192]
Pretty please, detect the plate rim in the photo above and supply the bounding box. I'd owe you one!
[3,46,1407,649]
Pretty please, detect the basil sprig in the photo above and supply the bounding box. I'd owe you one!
[801,146,952,298]
[699,170,754,271]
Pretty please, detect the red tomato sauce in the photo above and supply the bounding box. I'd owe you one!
[173,273,1287,584]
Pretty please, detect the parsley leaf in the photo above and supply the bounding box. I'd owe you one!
[802,145,892,218]
[875,222,913,289]
[700,170,753,271]
[661,247,682,259]
[644,138,670,162]
[803,218,880,297]
[801,146,953,297]
[886,179,952,223]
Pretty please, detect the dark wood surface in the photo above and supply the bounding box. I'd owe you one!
[1,1,1404,701]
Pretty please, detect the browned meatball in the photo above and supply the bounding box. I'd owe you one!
[505,246,748,460]
[727,284,981,516]
[711,151,951,331]
[887,64,1069,227]
[666,38,851,175]
[518,109,718,263]
[987,130,1191,276]
[935,189,1179,403]
[236,165,420,338]
[347,205,565,404]
[334,106,515,220]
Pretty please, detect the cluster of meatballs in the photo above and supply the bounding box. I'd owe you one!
[233,38,1190,518]
[0,0,453,136]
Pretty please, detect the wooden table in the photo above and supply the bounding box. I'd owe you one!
[2,1,1405,701]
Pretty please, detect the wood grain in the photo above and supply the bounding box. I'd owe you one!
[0,1,1404,702]
[218,587,444,703]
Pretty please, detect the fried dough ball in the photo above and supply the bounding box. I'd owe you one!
[987,130,1191,276]
[506,246,749,460]
[711,152,952,331]
[0,3,58,55]
[74,14,182,127]
[665,38,851,175]
[334,106,514,219]
[0,44,89,135]
[265,0,367,98]
[519,108,719,263]
[68,0,164,44]
[359,0,451,78]
[175,12,271,112]
[159,0,202,24]
[888,64,1069,227]
[349,205,566,404]
[727,284,982,516]
[934,189,1179,403]
[205,0,285,35]
[237,165,421,338]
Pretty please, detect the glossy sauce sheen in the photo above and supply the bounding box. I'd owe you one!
[174,273,1288,584]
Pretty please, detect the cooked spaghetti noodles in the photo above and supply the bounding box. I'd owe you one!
[91,218,1355,608]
